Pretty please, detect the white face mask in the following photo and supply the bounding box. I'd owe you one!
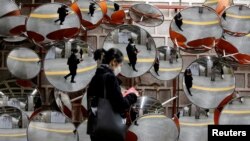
[114,65,122,76]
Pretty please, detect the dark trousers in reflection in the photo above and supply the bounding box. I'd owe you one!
[154,62,159,76]
[64,67,77,83]
[176,21,183,31]
[187,87,192,96]
[54,16,66,25]
[127,55,138,72]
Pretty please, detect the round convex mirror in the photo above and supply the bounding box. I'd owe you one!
[26,3,80,46]
[150,46,183,80]
[102,25,156,78]
[219,96,250,125]
[221,5,250,37]
[0,79,41,113]
[169,6,223,54]
[27,110,77,141]
[129,4,164,27]
[7,47,41,79]
[99,1,125,30]
[0,106,29,141]
[44,39,97,92]
[183,56,235,109]
[72,0,103,30]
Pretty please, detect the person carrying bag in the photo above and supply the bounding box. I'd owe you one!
[94,74,126,140]
[87,48,137,141]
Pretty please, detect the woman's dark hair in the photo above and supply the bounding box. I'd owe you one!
[128,38,134,43]
[184,68,191,76]
[93,48,106,61]
[102,48,123,64]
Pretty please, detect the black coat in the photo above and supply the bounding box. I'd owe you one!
[57,7,68,18]
[185,75,193,88]
[87,65,135,135]
[67,54,80,70]
[154,58,159,71]
[126,43,138,64]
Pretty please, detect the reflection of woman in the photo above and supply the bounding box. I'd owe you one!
[87,48,137,141]
[174,13,183,31]
[184,69,193,96]
[126,38,139,72]
[154,58,160,76]
[64,49,81,83]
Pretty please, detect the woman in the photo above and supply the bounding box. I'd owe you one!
[184,68,193,96]
[87,48,138,141]
[126,38,138,72]
[174,13,183,31]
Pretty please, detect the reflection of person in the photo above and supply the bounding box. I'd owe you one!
[198,7,203,14]
[222,12,226,20]
[211,66,216,81]
[170,48,178,64]
[80,48,83,59]
[87,48,138,141]
[34,96,42,110]
[154,58,160,76]
[220,66,224,79]
[126,38,139,72]
[64,49,81,83]
[229,91,243,104]
[174,13,183,31]
[114,3,120,11]
[195,106,209,119]
[184,69,193,96]
[88,3,96,17]
[146,38,151,51]
[54,5,69,25]
[130,108,139,126]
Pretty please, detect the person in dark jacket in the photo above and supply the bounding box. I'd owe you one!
[79,48,83,59]
[184,68,193,96]
[88,3,96,17]
[114,3,120,11]
[54,5,69,25]
[126,38,139,72]
[154,57,160,76]
[174,13,183,31]
[64,49,81,83]
[34,96,42,110]
[87,48,137,141]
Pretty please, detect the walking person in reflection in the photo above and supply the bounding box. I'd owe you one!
[198,7,203,14]
[184,68,193,96]
[154,57,160,76]
[174,13,183,31]
[79,48,83,59]
[126,38,139,72]
[114,3,120,11]
[54,5,69,25]
[64,49,81,83]
[88,3,96,17]
[222,12,227,20]
[211,65,216,81]
[220,65,224,79]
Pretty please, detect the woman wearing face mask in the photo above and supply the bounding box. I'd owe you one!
[87,48,138,141]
